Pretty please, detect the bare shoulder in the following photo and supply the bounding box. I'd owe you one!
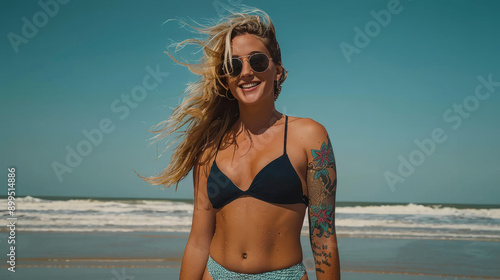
[194,143,218,181]
[288,116,330,148]
[192,140,220,200]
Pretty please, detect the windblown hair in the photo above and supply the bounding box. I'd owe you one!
[138,8,287,191]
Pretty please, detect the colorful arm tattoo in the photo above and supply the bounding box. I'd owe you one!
[307,134,337,275]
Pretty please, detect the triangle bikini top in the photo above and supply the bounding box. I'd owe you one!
[207,115,308,209]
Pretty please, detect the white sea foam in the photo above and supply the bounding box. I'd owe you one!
[1,196,499,240]
[336,203,500,219]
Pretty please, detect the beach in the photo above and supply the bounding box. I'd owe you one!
[1,197,499,279]
[1,231,499,280]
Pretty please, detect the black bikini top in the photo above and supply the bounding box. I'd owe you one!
[207,115,308,209]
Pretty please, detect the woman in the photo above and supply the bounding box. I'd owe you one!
[142,8,340,280]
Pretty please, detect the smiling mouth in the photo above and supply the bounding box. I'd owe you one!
[239,81,261,89]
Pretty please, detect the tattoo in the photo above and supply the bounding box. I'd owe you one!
[308,135,337,274]
[310,204,334,238]
[311,135,336,178]
[308,136,337,238]
[311,242,332,274]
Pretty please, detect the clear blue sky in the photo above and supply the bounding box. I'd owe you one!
[1,0,499,204]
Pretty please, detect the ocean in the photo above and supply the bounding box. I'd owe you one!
[2,196,499,241]
[1,196,499,280]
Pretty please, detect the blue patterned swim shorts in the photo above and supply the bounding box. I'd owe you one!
[207,255,306,280]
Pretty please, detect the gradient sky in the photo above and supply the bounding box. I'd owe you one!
[1,0,499,204]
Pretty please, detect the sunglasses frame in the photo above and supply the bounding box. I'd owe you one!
[222,52,273,77]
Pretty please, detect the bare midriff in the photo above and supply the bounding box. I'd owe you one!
[209,195,307,274]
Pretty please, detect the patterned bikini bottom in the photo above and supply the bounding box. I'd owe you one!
[207,255,306,280]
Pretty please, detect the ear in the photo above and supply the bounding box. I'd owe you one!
[275,64,284,81]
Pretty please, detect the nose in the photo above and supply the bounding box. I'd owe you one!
[239,57,253,77]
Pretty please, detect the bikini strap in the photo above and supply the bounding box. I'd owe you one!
[284,115,288,155]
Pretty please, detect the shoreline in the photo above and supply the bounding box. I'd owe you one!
[2,229,499,242]
[0,231,498,279]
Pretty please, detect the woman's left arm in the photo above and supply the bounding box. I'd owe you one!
[303,120,340,280]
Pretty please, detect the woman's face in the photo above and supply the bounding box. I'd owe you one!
[226,33,282,104]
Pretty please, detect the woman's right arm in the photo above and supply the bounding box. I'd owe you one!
[179,150,216,279]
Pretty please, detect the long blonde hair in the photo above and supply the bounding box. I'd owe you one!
[139,8,288,191]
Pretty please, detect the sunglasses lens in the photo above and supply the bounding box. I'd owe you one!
[224,53,270,76]
[250,53,270,72]
[225,58,242,77]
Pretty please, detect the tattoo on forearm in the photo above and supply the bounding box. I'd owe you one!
[312,242,332,273]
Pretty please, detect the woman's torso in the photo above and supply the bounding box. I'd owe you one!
[207,115,309,274]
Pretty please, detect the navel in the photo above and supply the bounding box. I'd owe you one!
[241,252,247,259]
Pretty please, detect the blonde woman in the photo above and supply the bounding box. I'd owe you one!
[142,8,340,280]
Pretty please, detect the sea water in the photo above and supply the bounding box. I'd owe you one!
[1,196,498,241]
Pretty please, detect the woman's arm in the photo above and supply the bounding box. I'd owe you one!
[179,150,216,280]
[303,119,340,280]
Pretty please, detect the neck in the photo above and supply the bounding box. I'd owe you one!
[235,102,282,135]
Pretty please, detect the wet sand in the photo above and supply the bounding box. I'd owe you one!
[1,231,499,279]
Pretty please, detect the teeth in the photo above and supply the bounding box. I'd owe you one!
[241,82,259,88]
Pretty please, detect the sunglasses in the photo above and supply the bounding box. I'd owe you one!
[223,52,272,77]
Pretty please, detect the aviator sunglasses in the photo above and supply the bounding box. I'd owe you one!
[223,52,272,77]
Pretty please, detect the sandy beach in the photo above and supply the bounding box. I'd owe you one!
[1,231,499,280]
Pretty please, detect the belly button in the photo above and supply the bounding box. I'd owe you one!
[241,252,247,259]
